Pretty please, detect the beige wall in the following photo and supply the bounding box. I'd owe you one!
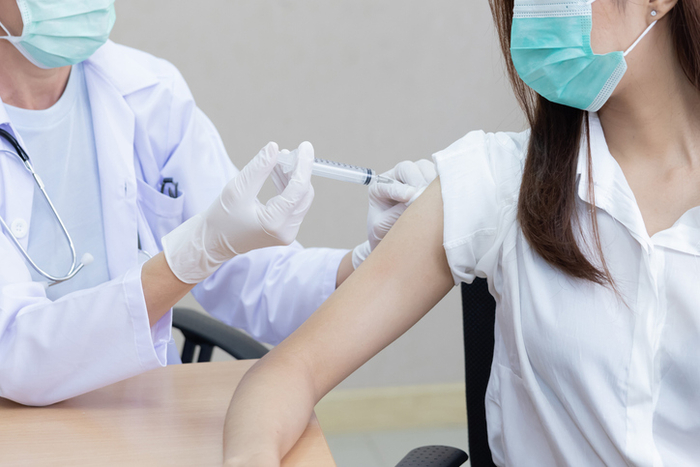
[111,0,524,389]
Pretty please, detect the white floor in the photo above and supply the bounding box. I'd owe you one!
[325,426,470,467]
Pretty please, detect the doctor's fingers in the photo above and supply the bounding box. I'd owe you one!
[370,179,418,205]
[259,184,315,245]
[265,172,315,218]
[414,159,437,183]
[229,142,280,201]
[370,159,436,204]
[275,141,314,202]
[271,150,293,195]
[391,160,436,187]
[271,141,313,193]
[264,144,314,221]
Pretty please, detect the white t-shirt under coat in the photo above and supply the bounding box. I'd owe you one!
[5,63,110,300]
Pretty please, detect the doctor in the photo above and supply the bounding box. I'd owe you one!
[0,0,435,406]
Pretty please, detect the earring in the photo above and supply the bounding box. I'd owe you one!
[651,10,658,16]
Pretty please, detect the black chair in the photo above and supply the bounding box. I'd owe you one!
[396,278,496,467]
[171,307,269,363]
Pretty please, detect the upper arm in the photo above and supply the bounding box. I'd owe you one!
[267,177,454,400]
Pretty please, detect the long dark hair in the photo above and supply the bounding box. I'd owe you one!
[489,0,700,285]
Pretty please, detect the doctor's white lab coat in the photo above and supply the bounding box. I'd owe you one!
[0,41,347,406]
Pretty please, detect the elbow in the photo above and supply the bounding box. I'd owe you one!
[0,389,65,407]
[0,374,75,407]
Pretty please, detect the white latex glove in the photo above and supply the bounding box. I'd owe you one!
[162,142,315,284]
[351,159,437,269]
[270,149,296,195]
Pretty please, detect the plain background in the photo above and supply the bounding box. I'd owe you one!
[111,0,525,390]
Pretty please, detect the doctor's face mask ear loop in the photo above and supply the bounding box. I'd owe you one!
[0,0,116,69]
[0,129,93,286]
[510,0,657,111]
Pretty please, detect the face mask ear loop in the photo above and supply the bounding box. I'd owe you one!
[0,19,14,38]
[624,21,658,57]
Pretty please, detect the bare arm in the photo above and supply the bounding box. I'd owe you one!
[141,252,196,327]
[223,178,454,465]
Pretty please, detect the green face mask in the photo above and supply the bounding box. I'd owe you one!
[510,0,656,112]
[0,0,116,69]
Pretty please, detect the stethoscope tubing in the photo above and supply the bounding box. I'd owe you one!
[0,128,86,285]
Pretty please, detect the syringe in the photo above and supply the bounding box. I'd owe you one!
[277,150,394,185]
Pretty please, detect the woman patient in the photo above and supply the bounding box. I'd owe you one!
[223,0,700,465]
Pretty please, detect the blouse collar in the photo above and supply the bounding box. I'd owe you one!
[576,112,700,255]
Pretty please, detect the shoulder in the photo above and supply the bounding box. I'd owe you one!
[84,40,190,99]
[433,129,528,209]
[432,129,529,284]
[84,41,215,182]
[84,41,200,149]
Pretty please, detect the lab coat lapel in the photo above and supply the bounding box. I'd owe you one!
[83,64,138,279]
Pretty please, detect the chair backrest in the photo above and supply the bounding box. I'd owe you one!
[461,279,497,467]
[172,307,269,363]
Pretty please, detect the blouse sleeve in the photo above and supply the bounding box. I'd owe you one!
[433,130,527,285]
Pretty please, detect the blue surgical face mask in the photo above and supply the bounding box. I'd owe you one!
[0,0,116,69]
[510,0,656,111]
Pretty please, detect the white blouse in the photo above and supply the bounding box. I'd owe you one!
[434,113,700,467]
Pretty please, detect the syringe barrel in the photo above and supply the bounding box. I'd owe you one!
[312,158,375,185]
[277,150,376,185]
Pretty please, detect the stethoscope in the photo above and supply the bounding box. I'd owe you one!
[0,128,93,286]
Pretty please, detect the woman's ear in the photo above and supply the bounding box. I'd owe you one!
[648,0,679,23]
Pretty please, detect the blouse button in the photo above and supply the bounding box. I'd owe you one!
[10,218,28,239]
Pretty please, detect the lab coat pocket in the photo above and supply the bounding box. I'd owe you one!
[136,178,185,249]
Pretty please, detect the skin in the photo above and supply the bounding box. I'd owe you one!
[0,0,354,327]
[0,0,70,110]
[593,0,700,236]
[222,0,700,465]
[224,180,452,466]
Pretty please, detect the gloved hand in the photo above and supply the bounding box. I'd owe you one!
[351,159,437,269]
[270,149,300,195]
[162,142,315,284]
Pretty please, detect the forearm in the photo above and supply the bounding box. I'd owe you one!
[223,356,319,466]
[141,252,195,326]
[0,266,171,405]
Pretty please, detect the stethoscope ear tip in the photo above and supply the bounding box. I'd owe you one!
[81,252,94,266]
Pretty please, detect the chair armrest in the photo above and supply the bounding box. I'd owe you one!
[395,445,468,467]
[172,307,269,360]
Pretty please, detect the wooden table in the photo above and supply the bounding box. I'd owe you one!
[0,360,336,466]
